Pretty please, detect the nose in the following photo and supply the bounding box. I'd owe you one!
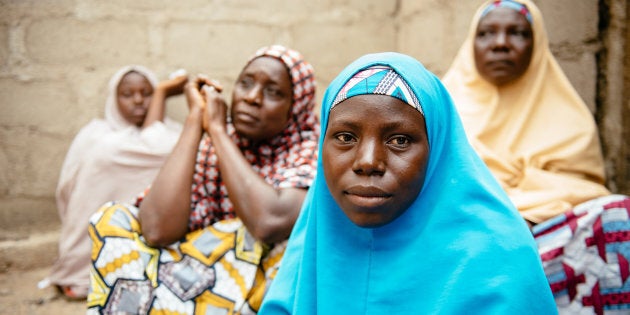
[132,92,145,105]
[352,139,385,176]
[243,84,263,106]
[492,32,508,49]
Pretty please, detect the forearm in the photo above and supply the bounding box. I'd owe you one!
[142,88,167,129]
[139,108,204,247]
[209,126,303,243]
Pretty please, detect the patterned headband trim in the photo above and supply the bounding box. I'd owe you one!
[331,65,423,115]
[480,0,532,23]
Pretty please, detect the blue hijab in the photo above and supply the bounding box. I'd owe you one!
[260,52,556,314]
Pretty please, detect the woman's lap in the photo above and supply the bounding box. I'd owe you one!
[534,195,630,314]
[87,202,284,315]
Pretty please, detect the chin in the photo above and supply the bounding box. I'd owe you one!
[345,212,390,228]
[233,123,255,138]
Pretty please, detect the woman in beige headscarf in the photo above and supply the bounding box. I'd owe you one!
[43,66,187,299]
[444,1,630,314]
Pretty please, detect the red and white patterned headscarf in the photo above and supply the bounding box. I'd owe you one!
[187,45,319,231]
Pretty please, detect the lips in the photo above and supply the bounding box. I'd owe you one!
[344,186,392,209]
[485,59,514,68]
[132,109,147,117]
[234,111,258,124]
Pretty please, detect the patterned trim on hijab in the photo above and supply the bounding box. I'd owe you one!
[331,65,423,115]
[480,0,532,23]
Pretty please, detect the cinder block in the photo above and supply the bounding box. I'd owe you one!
[536,0,598,44]
[26,18,149,66]
[1,129,67,197]
[0,0,75,20]
[0,230,60,272]
[292,21,396,69]
[556,53,598,112]
[399,7,455,75]
[0,78,81,134]
[0,23,8,66]
[164,22,276,74]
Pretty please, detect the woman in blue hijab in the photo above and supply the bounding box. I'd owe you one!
[259,52,557,314]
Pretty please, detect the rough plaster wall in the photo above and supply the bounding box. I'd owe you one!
[598,0,628,194]
[0,0,624,236]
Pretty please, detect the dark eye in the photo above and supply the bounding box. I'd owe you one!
[264,86,284,100]
[238,77,254,89]
[511,29,531,38]
[386,135,411,148]
[334,133,356,144]
[476,29,494,38]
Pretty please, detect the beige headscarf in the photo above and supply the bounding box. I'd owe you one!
[49,66,182,291]
[442,0,609,223]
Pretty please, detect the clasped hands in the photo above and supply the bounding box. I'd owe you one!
[185,74,227,134]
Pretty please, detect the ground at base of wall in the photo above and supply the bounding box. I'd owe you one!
[0,267,85,315]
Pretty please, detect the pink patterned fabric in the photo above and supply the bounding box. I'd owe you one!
[534,195,630,314]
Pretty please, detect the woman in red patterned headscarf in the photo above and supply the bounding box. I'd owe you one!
[87,45,318,315]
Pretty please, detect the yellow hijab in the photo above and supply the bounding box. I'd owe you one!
[443,0,609,223]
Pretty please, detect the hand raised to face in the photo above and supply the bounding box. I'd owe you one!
[184,74,225,133]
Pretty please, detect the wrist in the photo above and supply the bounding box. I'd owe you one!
[186,107,204,124]
[207,122,227,138]
[153,86,168,97]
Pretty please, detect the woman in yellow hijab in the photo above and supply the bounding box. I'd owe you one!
[443,0,630,313]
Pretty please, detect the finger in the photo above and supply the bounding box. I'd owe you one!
[193,74,208,88]
[207,79,224,92]
[185,80,201,93]
[202,84,217,97]
[195,75,223,93]
[168,68,188,79]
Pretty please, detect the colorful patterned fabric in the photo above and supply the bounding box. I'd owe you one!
[260,52,557,314]
[88,45,318,314]
[480,0,532,23]
[331,65,422,114]
[534,195,630,314]
[89,202,284,314]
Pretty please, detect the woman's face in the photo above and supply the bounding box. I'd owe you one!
[323,94,429,228]
[474,7,534,86]
[116,71,154,127]
[231,56,293,142]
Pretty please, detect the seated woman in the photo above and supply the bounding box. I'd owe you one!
[44,65,187,299]
[443,0,630,313]
[259,52,556,314]
[87,45,318,314]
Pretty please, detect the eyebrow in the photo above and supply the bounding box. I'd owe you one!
[329,117,411,133]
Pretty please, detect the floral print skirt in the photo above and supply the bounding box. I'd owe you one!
[87,202,285,315]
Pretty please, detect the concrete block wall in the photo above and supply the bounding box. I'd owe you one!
[1,0,625,251]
